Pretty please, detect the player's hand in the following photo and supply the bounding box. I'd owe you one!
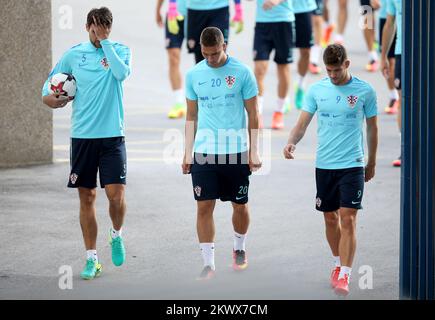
[167,2,184,35]
[182,153,193,174]
[230,4,244,34]
[42,94,69,109]
[263,0,282,10]
[283,143,296,159]
[370,0,381,10]
[92,16,111,41]
[365,163,376,182]
[249,152,262,172]
[381,57,390,79]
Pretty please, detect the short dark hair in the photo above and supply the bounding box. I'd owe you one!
[86,7,113,27]
[323,44,348,66]
[200,27,224,47]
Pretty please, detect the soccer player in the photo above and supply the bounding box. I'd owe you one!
[182,27,261,280]
[293,0,317,110]
[155,0,187,119]
[42,7,131,280]
[283,44,378,296]
[184,0,244,64]
[253,0,295,130]
[377,0,399,114]
[380,0,402,167]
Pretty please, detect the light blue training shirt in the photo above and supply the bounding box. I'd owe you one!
[185,56,258,154]
[256,0,295,23]
[42,40,131,139]
[303,77,378,170]
[293,0,317,14]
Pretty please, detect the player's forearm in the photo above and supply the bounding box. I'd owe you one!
[42,95,56,109]
[184,119,197,156]
[185,104,197,155]
[156,0,164,11]
[367,123,378,165]
[287,126,306,146]
[248,110,259,153]
[381,20,395,59]
[100,40,131,81]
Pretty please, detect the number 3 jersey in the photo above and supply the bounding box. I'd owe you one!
[185,56,258,155]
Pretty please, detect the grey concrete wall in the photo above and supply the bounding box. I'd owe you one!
[0,0,52,168]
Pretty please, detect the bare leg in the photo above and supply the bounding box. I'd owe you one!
[78,188,98,250]
[232,202,250,235]
[323,211,341,257]
[254,60,269,98]
[105,184,126,231]
[197,200,216,243]
[167,48,182,90]
[338,208,358,267]
[277,63,291,99]
[337,0,348,37]
[298,48,311,77]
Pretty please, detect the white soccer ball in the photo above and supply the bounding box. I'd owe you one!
[48,73,77,100]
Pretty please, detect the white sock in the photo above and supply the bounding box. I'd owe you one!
[174,89,185,105]
[338,266,352,280]
[111,227,122,239]
[334,34,344,43]
[310,45,321,64]
[297,74,305,89]
[368,50,378,62]
[276,97,286,113]
[200,243,215,270]
[333,256,341,268]
[258,96,264,115]
[233,232,247,251]
[390,89,399,100]
[86,250,98,262]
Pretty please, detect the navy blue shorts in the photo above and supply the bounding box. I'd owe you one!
[165,16,185,49]
[395,55,402,90]
[186,6,229,54]
[360,0,372,7]
[295,12,314,48]
[253,22,295,64]
[313,0,324,16]
[315,167,365,212]
[190,152,251,204]
[68,137,127,189]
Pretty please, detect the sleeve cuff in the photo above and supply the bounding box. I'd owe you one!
[100,39,113,46]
